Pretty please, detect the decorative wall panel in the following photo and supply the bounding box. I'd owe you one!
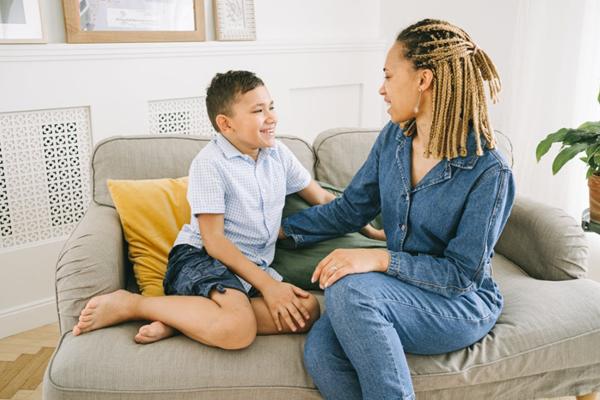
[149,97,214,136]
[0,108,92,249]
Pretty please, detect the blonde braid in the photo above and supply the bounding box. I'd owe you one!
[396,19,501,159]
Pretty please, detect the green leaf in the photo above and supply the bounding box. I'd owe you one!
[577,121,600,133]
[536,128,568,161]
[563,129,598,145]
[552,142,589,174]
[587,167,594,179]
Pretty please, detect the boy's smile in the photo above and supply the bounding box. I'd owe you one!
[218,85,277,160]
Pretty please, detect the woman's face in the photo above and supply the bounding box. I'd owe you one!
[379,42,422,123]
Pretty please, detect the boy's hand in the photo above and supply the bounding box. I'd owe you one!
[278,226,287,240]
[260,281,311,332]
[360,224,386,241]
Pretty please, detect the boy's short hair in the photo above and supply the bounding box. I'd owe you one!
[206,70,264,132]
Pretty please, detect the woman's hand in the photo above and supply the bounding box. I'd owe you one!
[260,281,311,332]
[312,248,390,289]
[360,224,386,241]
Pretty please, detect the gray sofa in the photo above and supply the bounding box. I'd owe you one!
[44,128,600,399]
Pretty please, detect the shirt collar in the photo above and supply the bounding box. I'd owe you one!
[394,123,482,170]
[214,133,277,161]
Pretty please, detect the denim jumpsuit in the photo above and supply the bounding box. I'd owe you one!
[281,122,516,400]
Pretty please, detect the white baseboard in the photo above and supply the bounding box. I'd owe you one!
[0,297,58,339]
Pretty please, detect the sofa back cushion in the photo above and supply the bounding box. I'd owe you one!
[313,127,514,187]
[92,134,315,207]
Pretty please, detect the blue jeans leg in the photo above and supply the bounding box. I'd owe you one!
[321,272,500,400]
[304,313,362,400]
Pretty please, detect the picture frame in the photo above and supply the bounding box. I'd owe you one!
[62,0,205,43]
[213,0,256,41]
[0,0,46,44]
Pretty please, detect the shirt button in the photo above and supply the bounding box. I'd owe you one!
[400,224,406,231]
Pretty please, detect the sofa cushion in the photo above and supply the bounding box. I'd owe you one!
[107,177,190,297]
[495,196,589,281]
[45,321,322,400]
[45,254,600,400]
[92,135,315,207]
[408,254,600,392]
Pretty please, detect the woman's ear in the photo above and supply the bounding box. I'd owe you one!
[419,69,434,91]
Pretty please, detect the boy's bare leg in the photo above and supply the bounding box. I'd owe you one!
[250,294,321,334]
[135,321,177,344]
[73,289,257,349]
[134,292,322,341]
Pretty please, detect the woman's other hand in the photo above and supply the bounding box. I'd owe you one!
[360,224,386,241]
[312,249,391,289]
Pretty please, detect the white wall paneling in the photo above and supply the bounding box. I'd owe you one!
[289,84,363,144]
[0,107,92,250]
[148,96,214,136]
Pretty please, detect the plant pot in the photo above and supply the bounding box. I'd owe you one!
[589,174,600,223]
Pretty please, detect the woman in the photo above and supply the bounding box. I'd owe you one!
[280,19,516,399]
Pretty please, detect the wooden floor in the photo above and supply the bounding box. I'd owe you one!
[0,324,58,400]
[0,323,580,400]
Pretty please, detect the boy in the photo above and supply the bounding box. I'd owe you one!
[73,71,382,349]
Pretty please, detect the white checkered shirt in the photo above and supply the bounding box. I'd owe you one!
[174,134,312,292]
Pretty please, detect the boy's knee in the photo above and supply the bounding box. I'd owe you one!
[210,313,257,350]
[298,294,321,333]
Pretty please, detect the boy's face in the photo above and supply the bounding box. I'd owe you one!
[218,85,277,158]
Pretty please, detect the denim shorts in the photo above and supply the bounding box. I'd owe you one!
[163,244,255,298]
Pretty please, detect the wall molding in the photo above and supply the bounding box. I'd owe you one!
[0,297,57,339]
[0,40,386,62]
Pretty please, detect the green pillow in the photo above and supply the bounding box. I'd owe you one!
[272,182,386,290]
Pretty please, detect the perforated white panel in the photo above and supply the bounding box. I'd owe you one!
[0,107,92,249]
[149,97,215,136]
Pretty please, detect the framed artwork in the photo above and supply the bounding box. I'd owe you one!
[0,0,46,43]
[213,0,256,41]
[62,0,205,43]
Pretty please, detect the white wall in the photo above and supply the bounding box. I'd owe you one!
[0,0,386,338]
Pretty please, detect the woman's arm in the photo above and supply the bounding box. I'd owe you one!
[295,181,386,241]
[281,132,384,247]
[314,166,516,298]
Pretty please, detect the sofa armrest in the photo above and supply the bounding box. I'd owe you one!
[494,196,589,281]
[55,202,127,334]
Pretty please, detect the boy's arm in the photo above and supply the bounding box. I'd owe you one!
[199,214,276,290]
[295,180,386,241]
[296,180,336,205]
[198,214,311,331]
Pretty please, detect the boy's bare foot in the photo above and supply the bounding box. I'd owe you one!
[72,289,138,336]
[134,321,177,344]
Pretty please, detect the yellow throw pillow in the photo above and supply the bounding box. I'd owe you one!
[107,177,190,296]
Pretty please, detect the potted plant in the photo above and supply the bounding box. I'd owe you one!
[536,88,600,223]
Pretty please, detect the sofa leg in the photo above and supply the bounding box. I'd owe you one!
[576,393,599,400]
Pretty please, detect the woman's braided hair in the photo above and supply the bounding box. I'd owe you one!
[397,19,500,158]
